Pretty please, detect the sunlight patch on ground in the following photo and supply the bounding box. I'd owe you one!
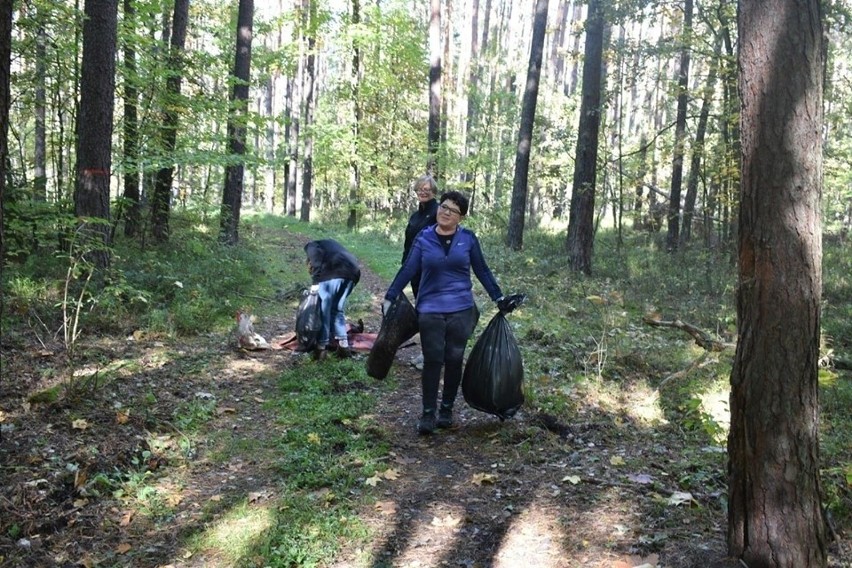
[626,386,667,426]
[493,496,567,568]
[389,501,466,567]
[196,503,273,562]
[699,389,730,439]
[224,358,272,374]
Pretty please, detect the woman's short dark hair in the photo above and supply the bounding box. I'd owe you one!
[440,190,469,216]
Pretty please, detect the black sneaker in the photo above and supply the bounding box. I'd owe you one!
[417,411,436,435]
[436,408,453,429]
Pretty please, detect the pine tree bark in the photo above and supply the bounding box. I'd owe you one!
[220,0,254,245]
[565,0,605,274]
[506,0,548,251]
[728,1,828,565]
[74,0,119,269]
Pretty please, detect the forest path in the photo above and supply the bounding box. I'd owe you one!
[220,229,733,568]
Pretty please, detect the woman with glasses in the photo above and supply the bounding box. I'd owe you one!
[403,175,439,299]
[383,190,514,434]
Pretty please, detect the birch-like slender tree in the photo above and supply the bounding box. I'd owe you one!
[150,0,189,242]
[665,0,693,252]
[0,0,11,261]
[506,0,549,251]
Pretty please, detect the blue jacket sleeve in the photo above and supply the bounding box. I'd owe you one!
[469,233,503,301]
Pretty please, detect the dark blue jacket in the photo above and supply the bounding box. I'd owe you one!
[386,225,503,314]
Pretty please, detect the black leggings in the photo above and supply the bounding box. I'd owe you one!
[417,306,479,412]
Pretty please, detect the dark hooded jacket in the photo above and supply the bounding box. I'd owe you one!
[402,199,439,264]
[304,239,361,285]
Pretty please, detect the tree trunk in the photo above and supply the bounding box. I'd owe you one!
[0,0,11,261]
[74,0,118,269]
[220,0,254,245]
[122,0,141,238]
[286,72,299,216]
[728,1,828,565]
[461,0,479,190]
[427,0,441,175]
[34,22,47,202]
[347,0,361,230]
[299,0,316,222]
[681,33,721,247]
[506,0,548,251]
[565,0,604,275]
[151,0,189,242]
[665,0,692,252]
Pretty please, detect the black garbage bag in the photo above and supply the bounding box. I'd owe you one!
[295,290,323,352]
[462,312,524,420]
[366,293,418,379]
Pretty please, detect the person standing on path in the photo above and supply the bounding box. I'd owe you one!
[304,239,361,359]
[403,175,439,300]
[383,190,517,434]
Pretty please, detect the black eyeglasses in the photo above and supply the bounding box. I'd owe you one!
[414,187,434,195]
[439,203,462,216]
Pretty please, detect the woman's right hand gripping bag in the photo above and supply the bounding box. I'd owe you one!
[462,296,526,420]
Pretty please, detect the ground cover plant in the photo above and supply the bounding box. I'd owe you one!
[0,213,849,567]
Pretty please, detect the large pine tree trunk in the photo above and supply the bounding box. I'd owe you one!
[565,0,604,274]
[728,1,828,565]
[506,0,548,251]
[220,0,254,245]
[151,0,189,242]
[74,0,119,269]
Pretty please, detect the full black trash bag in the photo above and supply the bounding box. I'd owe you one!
[462,312,524,420]
[295,291,323,352]
[366,293,418,379]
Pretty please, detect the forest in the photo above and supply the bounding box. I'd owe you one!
[0,0,850,566]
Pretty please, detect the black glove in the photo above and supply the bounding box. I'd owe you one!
[496,293,526,314]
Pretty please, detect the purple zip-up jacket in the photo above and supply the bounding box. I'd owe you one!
[385,225,503,314]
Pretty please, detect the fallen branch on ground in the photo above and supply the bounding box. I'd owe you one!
[642,315,735,352]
